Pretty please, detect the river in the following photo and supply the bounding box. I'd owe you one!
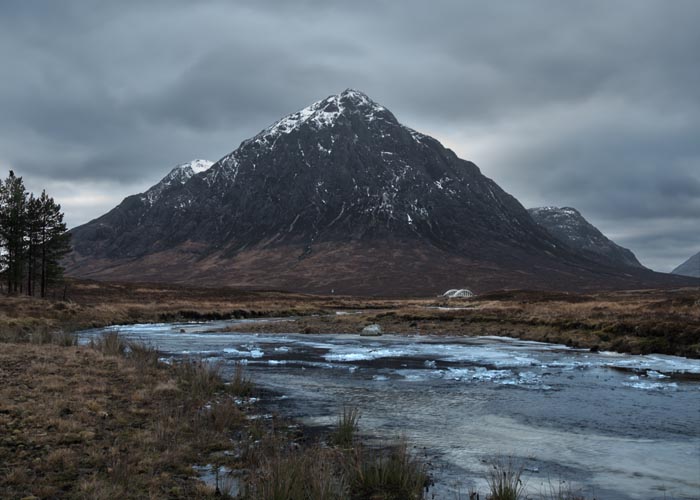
[79,319,700,499]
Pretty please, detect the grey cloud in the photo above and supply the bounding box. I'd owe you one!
[0,0,698,270]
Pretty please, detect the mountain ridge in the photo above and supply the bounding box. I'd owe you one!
[66,89,699,295]
[672,252,700,278]
[528,206,643,269]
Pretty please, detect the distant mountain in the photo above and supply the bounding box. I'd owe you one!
[528,206,643,269]
[672,252,700,278]
[66,89,698,295]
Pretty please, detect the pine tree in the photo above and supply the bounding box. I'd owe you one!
[0,173,71,297]
[0,171,29,294]
[36,191,71,298]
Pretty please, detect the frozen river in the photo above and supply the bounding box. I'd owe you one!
[80,319,700,499]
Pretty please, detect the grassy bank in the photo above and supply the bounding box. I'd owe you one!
[2,279,699,357]
[0,338,257,498]
[0,333,435,499]
[219,287,700,358]
[1,335,597,499]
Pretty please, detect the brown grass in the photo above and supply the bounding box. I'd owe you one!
[5,278,696,357]
[0,341,254,498]
[219,287,700,358]
[346,441,428,500]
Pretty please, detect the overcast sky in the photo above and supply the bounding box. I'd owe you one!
[1,1,698,272]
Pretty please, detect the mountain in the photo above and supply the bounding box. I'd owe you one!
[528,206,643,269]
[66,89,698,295]
[672,252,700,278]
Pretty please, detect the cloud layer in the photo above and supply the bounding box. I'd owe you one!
[1,0,698,271]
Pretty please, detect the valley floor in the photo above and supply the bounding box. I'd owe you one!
[1,280,698,498]
[2,279,698,358]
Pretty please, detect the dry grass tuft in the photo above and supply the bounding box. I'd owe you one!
[246,447,348,500]
[90,331,127,356]
[174,358,225,401]
[126,340,161,370]
[330,406,360,448]
[485,456,526,500]
[230,362,254,397]
[347,441,428,500]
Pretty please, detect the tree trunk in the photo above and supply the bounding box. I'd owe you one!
[41,227,47,298]
[26,242,32,296]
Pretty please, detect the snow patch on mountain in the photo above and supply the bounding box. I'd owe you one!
[246,89,397,148]
[187,159,215,174]
[141,159,213,206]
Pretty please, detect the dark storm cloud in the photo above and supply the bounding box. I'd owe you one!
[0,0,698,271]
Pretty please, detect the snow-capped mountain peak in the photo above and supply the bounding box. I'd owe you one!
[142,159,213,205]
[247,89,394,145]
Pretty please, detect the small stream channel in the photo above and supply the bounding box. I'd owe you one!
[79,318,700,499]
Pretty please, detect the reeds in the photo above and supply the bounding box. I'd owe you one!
[330,406,360,447]
[126,340,160,370]
[173,358,225,401]
[347,441,428,500]
[485,456,526,500]
[90,331,127,356]
[230,362,254,397]
[246,447,347,500]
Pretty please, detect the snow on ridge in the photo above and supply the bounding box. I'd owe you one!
[406,127,426,142]
[530,206,579,216]
[530,206,560,213]
[246,89,390,146]
[167,159,215,179]
[141,159,214,206]
[184,159,215,174]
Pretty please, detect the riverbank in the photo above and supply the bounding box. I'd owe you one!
[1,280,699,358]
[0,342,216,497]
[75,321,700,499]
[0,338,433,499]
[218,288,700,358]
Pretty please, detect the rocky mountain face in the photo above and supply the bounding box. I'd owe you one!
[528,207,643,269]
[67,89,698,295]
[672,252,700,278]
